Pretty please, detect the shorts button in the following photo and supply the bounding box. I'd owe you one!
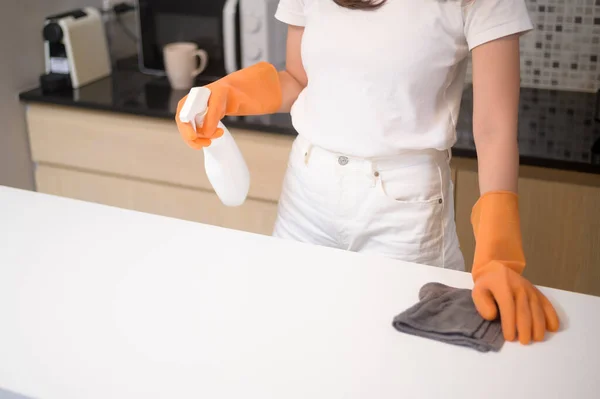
[439,198,443,204]
[338,156,349,166]
[374,171,380,177]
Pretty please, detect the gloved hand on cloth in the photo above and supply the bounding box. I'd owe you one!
[175,62,282,149]
[392,191,560,350]
[470,191,560,344]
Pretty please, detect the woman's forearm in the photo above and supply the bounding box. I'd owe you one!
[277,70,305,113]
[474,130,519,194]
[471,34,522,195]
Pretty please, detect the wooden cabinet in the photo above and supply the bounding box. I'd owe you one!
[455,168,600,296]
[26,104,294,236]
[26,104,294,203]
[36,165,279,235]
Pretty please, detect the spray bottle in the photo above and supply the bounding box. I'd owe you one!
[178,87,250,207]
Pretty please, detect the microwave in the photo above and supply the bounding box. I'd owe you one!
[136,0,287,80]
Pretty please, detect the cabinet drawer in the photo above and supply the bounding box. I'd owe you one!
[27,104,295,203]
[36,165,279,236]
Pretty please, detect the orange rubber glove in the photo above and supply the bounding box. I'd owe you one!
[175,62,282,149]
[471,191,560,345]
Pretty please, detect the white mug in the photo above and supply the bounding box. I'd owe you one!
[163,42,209,90]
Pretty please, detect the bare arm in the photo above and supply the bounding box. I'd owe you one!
[277,25,308,113]
[471,34,522,194]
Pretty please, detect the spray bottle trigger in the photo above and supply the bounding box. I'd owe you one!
[179,87,212,132]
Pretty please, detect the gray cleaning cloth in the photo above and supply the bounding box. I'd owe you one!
[392,282,504,352]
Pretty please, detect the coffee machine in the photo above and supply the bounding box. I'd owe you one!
[41,7,111,92]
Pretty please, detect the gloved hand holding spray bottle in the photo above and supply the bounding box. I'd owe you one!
[175,62,283,207]
[178,87,250,207]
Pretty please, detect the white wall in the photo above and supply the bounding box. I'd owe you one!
[0,0,103,190]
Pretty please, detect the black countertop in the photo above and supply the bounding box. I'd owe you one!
[20,62,600,175]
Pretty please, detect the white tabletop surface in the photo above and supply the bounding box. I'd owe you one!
[0,185,599,399]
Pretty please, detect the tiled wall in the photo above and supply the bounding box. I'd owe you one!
[521,0,600,92]
[467,0,600,93]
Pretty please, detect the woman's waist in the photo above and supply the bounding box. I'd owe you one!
[290,108,456,158]
[292,133,451,174]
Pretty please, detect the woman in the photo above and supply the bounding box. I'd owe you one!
[175,0,560,345]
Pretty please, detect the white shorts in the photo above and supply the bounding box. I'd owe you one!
[273,135,465,271]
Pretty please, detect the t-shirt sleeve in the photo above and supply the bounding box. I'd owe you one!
[275,0,306,26]
[463,0,533,50]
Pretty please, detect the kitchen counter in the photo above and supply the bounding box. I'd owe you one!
[20,60,600,175]
[1,185,599,399]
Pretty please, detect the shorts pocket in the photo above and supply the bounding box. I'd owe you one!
[370,162,445,266]
[377,162,443,204]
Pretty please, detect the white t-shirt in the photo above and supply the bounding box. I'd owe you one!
[275,0,532,157]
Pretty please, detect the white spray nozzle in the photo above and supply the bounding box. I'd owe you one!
[179,87,212,131]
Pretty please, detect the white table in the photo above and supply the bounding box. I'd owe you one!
[0,185,599,399]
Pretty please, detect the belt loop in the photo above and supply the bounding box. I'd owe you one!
[304,143,313,165]
[370,160,379,188]
[447,148,452,163]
